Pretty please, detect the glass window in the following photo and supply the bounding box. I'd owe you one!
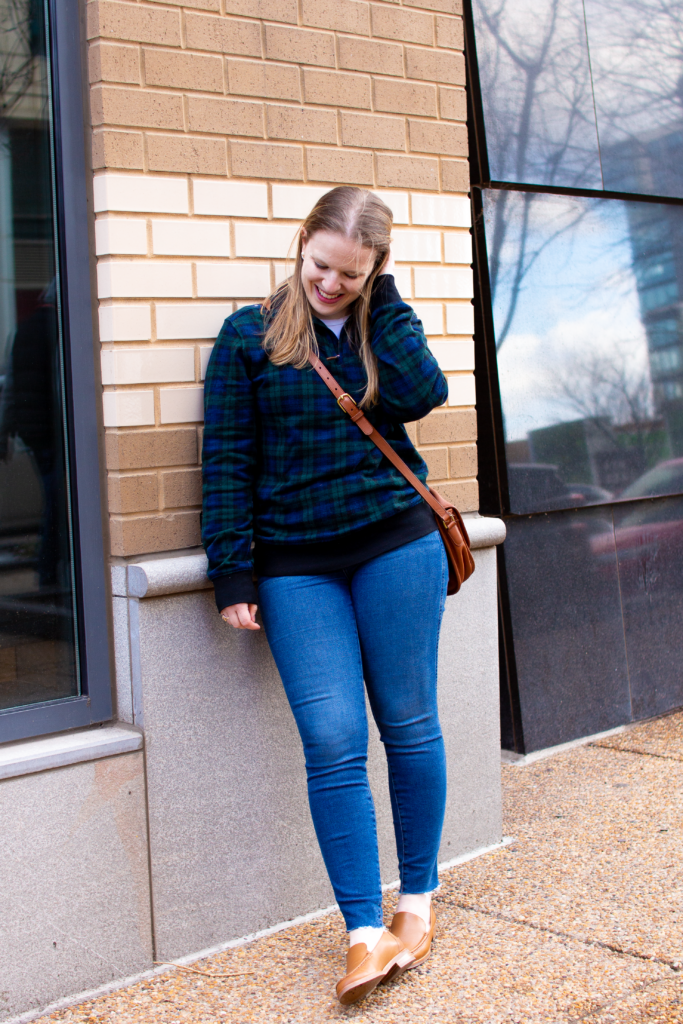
[483,189,683,513]
[0,0,78,711]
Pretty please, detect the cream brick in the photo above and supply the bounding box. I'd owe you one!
[227,59,300,101]
[447,373,476,406]
[303,69,370,110]
[341,112,405,151]
[411,192,469,226]
[264,25,335,67]
[101,346,195,384]
[376,154,439,190]
[193,179,268,217]
[306,148,373,185]
[446,301,474,334]
[88,1,181,46]
[338,35,403,76]
[428,338,474,370]
[266,105,337,145]
[435,14,464,49]
[372,189,409,223]
[302,0,370,34]
[94,173,189,214]
[143,49,223,92]
[89,41,140,85]
[443,230,471,264]
[393,265,412,296]
[196,262,271,297]
[102,390,155,427]
[273,261,292,286]
[200,345,214,378]
[146,134,227,176]
[414,266,472,298]
[99,304,152,341]
[152,219,231,257]
[156,303,232,339]
[187,96,264,137]
[392,229,440,263]
[97,261,193,298]
[231,141,304,180]
[91,85,184,131]
[411,302,443,335]
[95,216,147,255]
[370,4,433,45]
[373,78,437,117]
[184,12,261,56]
[234,222,298,258]
[271,184,330,219]
[405,46,464,85]
[225,0,297,18]
[439,86,466,121]
[160,387,204,423]
[409,119,467,157]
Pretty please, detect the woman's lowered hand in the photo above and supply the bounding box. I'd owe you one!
[220,603,260,630]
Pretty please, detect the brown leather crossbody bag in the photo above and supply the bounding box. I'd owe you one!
[308,353,475,595]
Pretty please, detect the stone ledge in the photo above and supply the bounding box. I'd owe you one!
[0,724,143,781]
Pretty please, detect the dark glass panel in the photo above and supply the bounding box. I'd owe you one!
[484,189,683,513]
[0,0,78,710]
[614,496,683,719]
[503,507,631,752]
[584,0,683,199]
[471,0,602,188]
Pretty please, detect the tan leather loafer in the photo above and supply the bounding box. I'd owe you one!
[336,931,415,1005]
[383,905,436,981]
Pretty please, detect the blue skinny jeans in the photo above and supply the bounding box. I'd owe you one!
[258,531,448,930]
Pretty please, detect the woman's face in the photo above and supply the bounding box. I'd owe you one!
[301,230,376,318]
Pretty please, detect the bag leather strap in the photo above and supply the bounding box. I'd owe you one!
[308,352,456,527]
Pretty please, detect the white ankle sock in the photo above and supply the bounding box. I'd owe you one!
[348,925,385,952]
[396,892,432,927]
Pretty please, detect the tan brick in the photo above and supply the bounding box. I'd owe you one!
[374,78,436,116]
[265,25,335,68]
[422,447,448,480]
[405,46,464,85]
[435,478,478,511]
[227,59,300,101]
[224,0,297,21]
[92,129,144,169]
[187,96,263,137]
[146,0,217,10]
[409,119,467,156]
[370,5,433,45]
[87,1,181,46]
[448,443,477,478]
[143,49,223,92]
[161,467,202,508]
[303,69,371,110]
[108,471,159,513]
[147,133,227,174]
[439,86,466,121]
[338,35,403,76]
[106,428,198,470]
[417,407,476,444]
[184,13,261,57]
[91,85,184,130]
[231,140,304,179]
[89,41,140,85]
[267,105,337,144]
[375,152,438,189]
[302,0,369,34]
[405,0,461,13]
[436,14,463,49]
[341,111,405,151]
[306,147,373,185]
[441,158,469,192]
[404,421,418,444]
[109,511,201,556]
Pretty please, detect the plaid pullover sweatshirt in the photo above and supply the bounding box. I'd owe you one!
[201,275,449,608]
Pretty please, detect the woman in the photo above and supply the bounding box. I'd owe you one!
[202,186,449,1005]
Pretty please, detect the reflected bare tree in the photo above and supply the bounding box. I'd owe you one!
[0,0,38,119]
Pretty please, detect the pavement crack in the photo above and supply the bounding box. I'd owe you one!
[451,900,682,972]
[568,971,683,1022]
[589,742,683,763]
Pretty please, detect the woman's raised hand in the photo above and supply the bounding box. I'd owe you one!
[221,603,260,630]
[380,246,395,277]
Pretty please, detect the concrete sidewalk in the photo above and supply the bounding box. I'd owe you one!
[32,711,683,1024]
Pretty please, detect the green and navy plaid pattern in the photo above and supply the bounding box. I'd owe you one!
[201,280,448,587]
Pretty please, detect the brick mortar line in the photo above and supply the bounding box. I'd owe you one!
[589,742,683,764]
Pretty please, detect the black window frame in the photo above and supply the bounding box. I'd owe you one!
[0,0,113,743]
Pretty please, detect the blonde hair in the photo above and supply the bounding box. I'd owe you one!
[263,186,393,407]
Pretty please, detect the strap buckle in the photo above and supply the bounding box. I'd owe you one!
[442,513,456,529]
[337,392,357,412]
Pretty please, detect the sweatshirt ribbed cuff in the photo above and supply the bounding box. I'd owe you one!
[213,570,258,612]
[370,273,401,312]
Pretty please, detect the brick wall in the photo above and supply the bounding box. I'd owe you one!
[87,0,477,559]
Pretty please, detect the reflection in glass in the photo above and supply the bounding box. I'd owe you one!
[471,0,602,188]
[0,0,77,710]
[484,189,683,513]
